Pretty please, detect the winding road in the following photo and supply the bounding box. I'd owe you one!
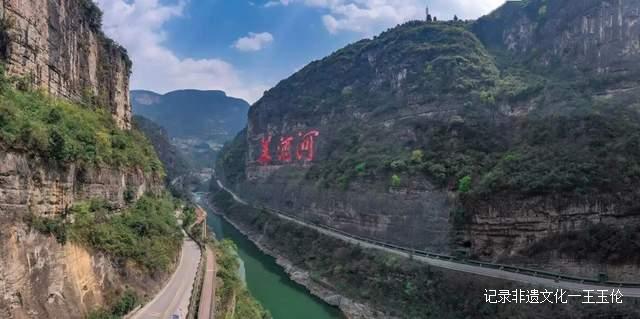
[216,180,640,298]
[132,236,201,319]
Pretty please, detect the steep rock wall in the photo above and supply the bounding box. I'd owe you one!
[0,0,132,129]
[474,0,640,74]
[0,151,162,217]
[238,172,451,252]
[0,222,166,318]
[221,1,640,279]
[465,0,640,266]
[222,21,501,253]
[0,149,164,318]
[464,193,640,257]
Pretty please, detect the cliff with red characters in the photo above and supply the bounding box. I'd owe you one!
[218,0,640,281]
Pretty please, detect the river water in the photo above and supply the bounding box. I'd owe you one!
[197,194,343,319]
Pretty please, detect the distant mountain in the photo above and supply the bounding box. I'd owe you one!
[131,89,250,169]
[133,115,191,182]
[131,89,250,142]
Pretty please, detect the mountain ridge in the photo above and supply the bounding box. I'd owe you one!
[131,89,249,140]
[218,0,640,283]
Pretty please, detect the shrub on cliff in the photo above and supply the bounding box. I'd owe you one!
[67,195,182,272]
[0,77,163,176]
[80,0,103,32]
[87,289,139,319]
[215,239,272,319]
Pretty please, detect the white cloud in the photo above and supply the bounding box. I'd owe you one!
[233,32,274,52]
[265,0,506,35]
[95,0,267,103]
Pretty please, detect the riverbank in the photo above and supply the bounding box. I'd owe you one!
[198,192,343,319]
[213,239,271,319]
[211,208,386,319]
[208,187,640,319]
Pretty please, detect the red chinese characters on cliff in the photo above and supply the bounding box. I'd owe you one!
[296,130,320,162]
[257,134,272,165]
[256,130,320,165]
[277,136,294,163]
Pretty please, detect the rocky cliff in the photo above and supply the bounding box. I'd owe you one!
[219,20,499,253]
[0,0,132,129]
[0,223,167,318]
[474,0,640,74]
[218,0,640,279]
[0,151,162,218]
[0,131,165,317]
[0,1,172,317]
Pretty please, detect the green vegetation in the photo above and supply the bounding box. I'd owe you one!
[80,0,103,32]
[0,69,163,175]
[182,205,197,229]
[215,240,271,319]
[218,4,640,200]
[87,290,139,319]
[26,195,182,272]
[277,21,505,191]
[390,174,401,188]
[457,175,471,193]
[25,214,68,244]
[355,162,366,174]
[133,115,193,198]
[409,149,423,163]
[69,195,182,272]
[216,129,248,185]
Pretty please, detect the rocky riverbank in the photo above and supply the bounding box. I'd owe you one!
[209,208,392,319]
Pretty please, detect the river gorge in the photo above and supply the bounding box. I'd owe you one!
[194,193,343,319]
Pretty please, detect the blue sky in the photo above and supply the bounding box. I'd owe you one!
[96,0,506,103]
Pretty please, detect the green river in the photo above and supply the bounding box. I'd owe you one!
[201,196,343,319]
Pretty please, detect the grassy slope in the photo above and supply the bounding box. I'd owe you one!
[215,239,271,319]
[27,194,183,273]
[0,73,163,175]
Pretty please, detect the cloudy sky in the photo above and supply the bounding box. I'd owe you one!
[96,0,506,103]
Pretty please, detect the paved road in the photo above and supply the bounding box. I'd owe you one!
[216,180,640,298]
[133,237,201,319]
[198,247,217,319]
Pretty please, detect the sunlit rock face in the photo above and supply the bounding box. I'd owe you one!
[0,0,132,129]
[0,152,162,218]
[474,0,640,74]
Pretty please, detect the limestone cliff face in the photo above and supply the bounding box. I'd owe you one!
[464,193,640,257]
[219,0,640,280]
[0,151,162,217]
[0,0,132,129]
[0,2,167,317]
[464,0,640,263]
[239,175,452,252]
[0,150,164,316]
[218,21,500,253]
[474,0,640,74]
[0,222,166,318]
